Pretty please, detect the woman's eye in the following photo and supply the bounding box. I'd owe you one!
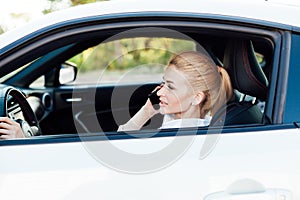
[167,84,175,90]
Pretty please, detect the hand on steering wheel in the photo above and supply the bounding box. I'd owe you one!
[0,86,41,139]
[0,117,24,139]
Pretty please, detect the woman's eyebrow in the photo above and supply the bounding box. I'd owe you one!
[166,80,174,84]
[162,76,174,84]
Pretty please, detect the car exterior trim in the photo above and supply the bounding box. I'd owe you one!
[273,31,291,123]
[0,124,296,147]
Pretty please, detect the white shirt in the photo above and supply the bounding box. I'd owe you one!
[159,114,211,129]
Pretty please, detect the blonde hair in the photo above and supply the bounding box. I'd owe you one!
[168,51,233,118]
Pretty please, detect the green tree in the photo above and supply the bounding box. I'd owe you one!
[0,27,4,35]
[43,0,67,14]
[69,38,195,72]
[71,0,107,6]
[43,0,107,14]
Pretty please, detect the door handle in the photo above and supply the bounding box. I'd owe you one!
[204,179,291,200]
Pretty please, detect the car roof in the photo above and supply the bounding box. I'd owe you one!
[1,0,300,49]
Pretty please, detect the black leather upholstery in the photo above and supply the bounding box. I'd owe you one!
[211,39,268,126]
[211,93,264,126]
[223,39,268,101]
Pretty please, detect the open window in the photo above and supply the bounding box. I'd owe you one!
[0,19,277,136]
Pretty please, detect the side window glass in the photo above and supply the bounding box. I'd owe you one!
[30,76,45,88]
[255,52,267,112]
[67,37,196,85]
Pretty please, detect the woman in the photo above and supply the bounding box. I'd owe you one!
[118,51,233,131]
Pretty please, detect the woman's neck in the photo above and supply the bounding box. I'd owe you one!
[174,106,201,119]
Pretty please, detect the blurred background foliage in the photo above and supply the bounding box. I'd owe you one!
[43,0,107,14]
[68,38,195,72]
[43,0,195,72]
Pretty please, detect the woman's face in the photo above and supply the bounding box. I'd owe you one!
[157,65,197,118]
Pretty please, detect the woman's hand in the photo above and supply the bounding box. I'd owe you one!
[146,84,164,112]
[117,84,164,132]
[0,117,24,139]
[143,99,160,116]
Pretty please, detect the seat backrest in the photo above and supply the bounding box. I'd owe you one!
[223,39,269,101]
[211,39,268,126]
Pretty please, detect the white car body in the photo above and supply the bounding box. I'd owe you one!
[0,0,300,200]
[1,0,300,48]
[1,129,299,200]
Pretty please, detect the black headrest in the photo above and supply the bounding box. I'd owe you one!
[223,40,268,100]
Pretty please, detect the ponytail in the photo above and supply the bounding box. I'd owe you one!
[200,66,233,118]
[211,67,233,115]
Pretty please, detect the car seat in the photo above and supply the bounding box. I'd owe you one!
[210,39,269,126]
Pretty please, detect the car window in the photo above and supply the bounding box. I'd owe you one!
[1,21,276,136]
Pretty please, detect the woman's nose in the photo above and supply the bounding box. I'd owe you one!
[157,85,165,96]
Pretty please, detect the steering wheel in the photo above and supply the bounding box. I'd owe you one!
[0,86,41,137]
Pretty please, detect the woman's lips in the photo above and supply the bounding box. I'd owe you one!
[159,99,167,107]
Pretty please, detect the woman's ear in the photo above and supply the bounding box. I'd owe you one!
[192,92,206,106]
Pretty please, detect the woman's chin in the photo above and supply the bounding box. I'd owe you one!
[159,108,172,115]
[159,109,165,115]
[159,108,166,115]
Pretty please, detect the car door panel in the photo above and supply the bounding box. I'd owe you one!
[0,128,299,199]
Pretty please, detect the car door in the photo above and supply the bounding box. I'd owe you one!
[0,12,299,200]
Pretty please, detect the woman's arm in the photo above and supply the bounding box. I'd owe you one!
[118,99,159,132]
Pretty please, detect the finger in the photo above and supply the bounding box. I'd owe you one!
[0,128,10,135]
[0,123,22,134]
[0,122,11,130]
[0,117,16,125]
[0,134,12,139]
[151,83,164,93]
[155,84,163,91]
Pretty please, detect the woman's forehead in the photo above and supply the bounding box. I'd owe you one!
[164,65,190,84]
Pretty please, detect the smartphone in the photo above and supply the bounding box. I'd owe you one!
[148,88,160,110]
